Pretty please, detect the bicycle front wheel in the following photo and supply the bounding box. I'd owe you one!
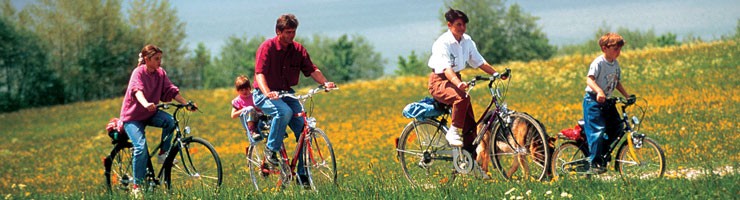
[490,112,550,181]
[303,128,337,190]
[104,143,134,193]
[616,137,665,181]
[397,120,454,188]
[164,137,223,193]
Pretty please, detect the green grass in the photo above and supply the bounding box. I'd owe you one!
[1,41,739,199]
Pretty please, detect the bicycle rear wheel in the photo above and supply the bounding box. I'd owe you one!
[616,137,665,181]
[303,128,337,190]
[246,140,281,191]
[490,112,550,181]
[104,143,134,192]
[550,141,589,179]
[164,137,223,193]
[397,120,454,188]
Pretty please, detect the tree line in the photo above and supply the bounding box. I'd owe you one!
[2,0,615,112]
[0,0,387,112]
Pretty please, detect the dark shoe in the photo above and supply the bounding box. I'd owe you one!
[264,147,280,166]
[588,162,607,175]
[260,162,270,177]
[297,174,311,190]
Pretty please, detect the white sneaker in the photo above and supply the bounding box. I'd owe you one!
[445,126,463,147]
[158,153,179,165]
[131,187,141,199]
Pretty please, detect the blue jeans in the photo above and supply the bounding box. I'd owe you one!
[123,110,176,185]
[582,93,622,165]
[252,89,306,175]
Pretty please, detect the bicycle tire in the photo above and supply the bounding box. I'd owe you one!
[397,120,454,188]
[246,140,281,191]
[550,141,589,179]
[104,142,135,192]
[163,137,223,193]
[490,112,550,181]
[302,128,337,190]
[615,137,665,181]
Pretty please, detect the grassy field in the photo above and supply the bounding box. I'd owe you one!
[2,40,739,199]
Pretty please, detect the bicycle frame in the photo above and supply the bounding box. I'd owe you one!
[105,102,199,190]
[257,87,337,181]
[560,97,648,169]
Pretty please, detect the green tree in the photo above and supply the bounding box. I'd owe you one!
[0,17,63,112]
[443,0,555,64]
[22,0,140,102]
[302,34,385,86]
[395,50,429,76]
[655,32,679,47]
[186,42,211,89]
[205,35,263,89]
[127,0,189,87]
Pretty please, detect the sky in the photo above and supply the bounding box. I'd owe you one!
[9,0,740,73]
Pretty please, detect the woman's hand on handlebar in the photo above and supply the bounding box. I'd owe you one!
[186,102,198,112]
[143,102,157,112]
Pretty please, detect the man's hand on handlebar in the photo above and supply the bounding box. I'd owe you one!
[267,91,280,100]
[456,81,469,90]
[323,81,336,89]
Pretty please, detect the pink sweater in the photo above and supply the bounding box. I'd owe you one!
[119,65,179,122]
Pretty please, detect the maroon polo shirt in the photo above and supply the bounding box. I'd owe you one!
[253,36,318,91]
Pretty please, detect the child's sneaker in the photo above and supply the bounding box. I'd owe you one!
[131,185,142,199]
[251,130,263,141]
[445,126,463,147]
[158,153,179,165]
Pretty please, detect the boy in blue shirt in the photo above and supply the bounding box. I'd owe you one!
[583,33,633,174]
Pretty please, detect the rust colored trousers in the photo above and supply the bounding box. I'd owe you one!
[428,72,477,156]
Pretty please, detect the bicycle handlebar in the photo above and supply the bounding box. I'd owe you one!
[464,68,510,96]
[156,101,198,111]
[466,68,511,85]
[277,85,339,100]
[606,94,637,106]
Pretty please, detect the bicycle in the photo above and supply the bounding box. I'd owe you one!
[550,96,665,182]
[243,86,338,191]
[395,69,551,187]
[104,102,223,193]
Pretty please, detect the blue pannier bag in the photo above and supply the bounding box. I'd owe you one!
[402,97,445,121]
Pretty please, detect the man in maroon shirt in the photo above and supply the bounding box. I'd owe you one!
[252,14,336,187]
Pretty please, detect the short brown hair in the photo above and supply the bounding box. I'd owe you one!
[445,8,469,24]
[599,33,625,48]
[234,75,252,91]
[276,14,299,32]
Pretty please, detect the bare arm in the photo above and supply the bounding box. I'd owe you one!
[586,76,606,103]
[443,68,466,90]
[255,73,278,100]
[309,69,336,88]
[615,81,629,98]
[230,107,241,119]
[134,90,156,112]
[478,63,497,75]
[172,93,197,111]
